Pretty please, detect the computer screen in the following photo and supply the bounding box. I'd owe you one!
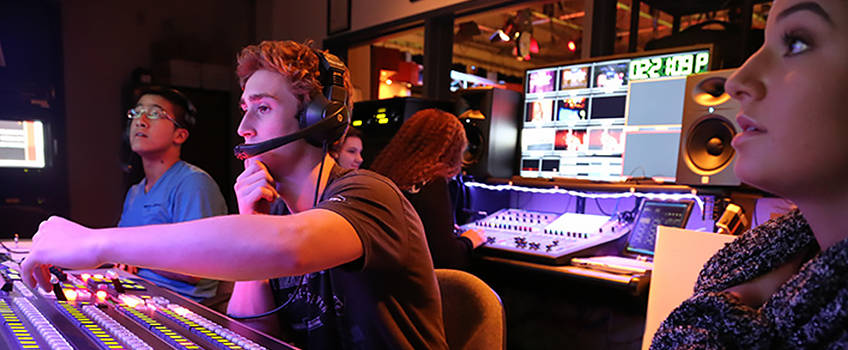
[520,47,710,181]
[625,200,694,257]
[621,76,688,181]
[0,119,47,168]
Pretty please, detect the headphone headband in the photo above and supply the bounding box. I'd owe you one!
[233,48,351,159]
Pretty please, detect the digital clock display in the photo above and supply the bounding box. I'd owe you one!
[629,51,710,81]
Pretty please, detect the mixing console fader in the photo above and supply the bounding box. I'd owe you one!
[463,209,630,264]
[0,264,295,350]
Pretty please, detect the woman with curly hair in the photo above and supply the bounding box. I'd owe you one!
[371,108,484,269]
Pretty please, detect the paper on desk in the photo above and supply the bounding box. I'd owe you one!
[641,226,736,350]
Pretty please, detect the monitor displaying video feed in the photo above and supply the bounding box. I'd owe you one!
[621,76,688,182]
[525,99,555,123]
[560,66,590,90]
[592,61,629,91]
[526,69,556,94]
[521,47,711,181]
[0,119,47,168]
[556,98,588,123]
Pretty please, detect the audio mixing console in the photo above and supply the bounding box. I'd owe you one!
[462,209,631,265]
[0,263,294,350]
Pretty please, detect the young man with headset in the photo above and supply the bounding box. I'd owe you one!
[23,41,448,349]
[120,86,227,302]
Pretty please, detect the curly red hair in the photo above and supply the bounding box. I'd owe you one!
[236,40,353,113]
[370,109,467,190]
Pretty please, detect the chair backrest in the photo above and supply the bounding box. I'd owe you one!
[435,269,505,350]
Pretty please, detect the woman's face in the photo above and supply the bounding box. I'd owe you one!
[334,136,363,169]
[726,0,848,200]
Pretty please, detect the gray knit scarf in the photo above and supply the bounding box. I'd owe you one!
[651,209,848,350]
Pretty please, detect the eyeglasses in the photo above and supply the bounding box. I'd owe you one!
[127,106,184,128]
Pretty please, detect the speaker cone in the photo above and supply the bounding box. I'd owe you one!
[686,116,736,173]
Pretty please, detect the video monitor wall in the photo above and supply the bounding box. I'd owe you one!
[0,120,47,168]
[521,48,710,181]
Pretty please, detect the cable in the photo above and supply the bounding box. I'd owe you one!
[313,142,328,207]
[0,241,29,254]
[230,141,330,320]
[594,198,611,216]
[229,274,306,320]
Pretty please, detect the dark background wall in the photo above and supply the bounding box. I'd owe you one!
[60,0,253,226]
[3,0,458,229]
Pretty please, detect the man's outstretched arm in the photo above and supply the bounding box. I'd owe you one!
[22,209,362,291]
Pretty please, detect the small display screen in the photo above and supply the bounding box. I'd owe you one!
[554,129,586,151]
[626,200,694,256]
[556,98,588,123]
[525,100,555,123]
[526,69,556,94]
[0,120,47,168]
[590,95,627,119]
[560,66,590,90]
[593,62,628,90]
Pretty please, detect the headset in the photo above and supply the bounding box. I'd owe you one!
[233,49,351,160]
[228,50,350,321]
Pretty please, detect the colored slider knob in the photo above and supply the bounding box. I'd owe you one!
[49,266,67,282]
[106,271,126,293]
[1,276,11,292]
[53,283,67,301]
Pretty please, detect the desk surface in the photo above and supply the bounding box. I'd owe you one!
[479,255,650,296]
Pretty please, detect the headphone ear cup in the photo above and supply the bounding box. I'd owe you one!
[300,92,330,130]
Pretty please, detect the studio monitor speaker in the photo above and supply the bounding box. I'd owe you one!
[676,69,741,186]
[454,87,521,179]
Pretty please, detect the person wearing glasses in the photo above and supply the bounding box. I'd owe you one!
[120,86,227,302]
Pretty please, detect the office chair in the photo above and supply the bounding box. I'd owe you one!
[435,269,506,350]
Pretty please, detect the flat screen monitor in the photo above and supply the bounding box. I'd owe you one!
[0,119,47,168]
[521,47,711,182]
[621,76,688,182]
[624,200,694,257]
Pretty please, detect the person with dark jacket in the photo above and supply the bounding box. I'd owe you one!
[371,108,485,270]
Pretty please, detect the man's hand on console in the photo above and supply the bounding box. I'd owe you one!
[21,216,104,292]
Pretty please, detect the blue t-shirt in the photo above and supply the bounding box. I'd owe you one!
[118,160,227,301]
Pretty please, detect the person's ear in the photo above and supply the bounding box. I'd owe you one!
[173,128,189,145]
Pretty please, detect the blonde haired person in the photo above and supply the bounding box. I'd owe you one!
[24,41,447,350]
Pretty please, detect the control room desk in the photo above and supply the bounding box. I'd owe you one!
[470,250,651,350]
